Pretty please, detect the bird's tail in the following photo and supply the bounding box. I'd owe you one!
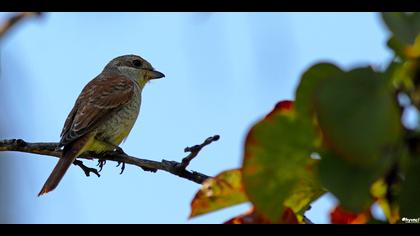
[38,135,90,196]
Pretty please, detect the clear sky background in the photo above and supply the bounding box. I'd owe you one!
[0,12,392,224]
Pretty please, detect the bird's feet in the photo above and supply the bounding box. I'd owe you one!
[113,147,127,174]
[96,145,127,173]
[116,161,126,175]
[113,147,155,172]
[73,159,100,177]
[97,159,107,172]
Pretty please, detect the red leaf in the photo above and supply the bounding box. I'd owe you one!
[224,207,300,224]
[281,207,299,224]
[265,100,294,120]
[224,208,271,224]
[330,206,370,224]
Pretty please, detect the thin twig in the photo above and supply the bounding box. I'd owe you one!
[0,12,42,39]
[303,215,314,224]
[179,135,220,169]
[0,136,219,184]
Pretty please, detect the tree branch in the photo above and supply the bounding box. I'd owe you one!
[0,12,42,39]
[0,135,220,184]
[179,135,220,169]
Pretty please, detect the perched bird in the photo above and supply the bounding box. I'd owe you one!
[38,54,165,196]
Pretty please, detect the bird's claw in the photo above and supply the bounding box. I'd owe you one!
[73,160,100,177]
[116,161,126,175]
[97,160,107,172]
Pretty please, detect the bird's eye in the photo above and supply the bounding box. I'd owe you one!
[132,59,142,68]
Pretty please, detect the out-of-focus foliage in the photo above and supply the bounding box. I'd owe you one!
[330,206,370,224]
[241,101,324,222]
[190,12,420,224]
[224,207,298,224]
[190,169,247,217]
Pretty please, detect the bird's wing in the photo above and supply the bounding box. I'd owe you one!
[59,74,135,147]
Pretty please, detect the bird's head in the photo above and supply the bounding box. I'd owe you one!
[104,54,165,88]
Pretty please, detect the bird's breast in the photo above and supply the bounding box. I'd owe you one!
[95,93,141,146]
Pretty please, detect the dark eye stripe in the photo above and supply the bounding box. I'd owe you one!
[132,59,142,68]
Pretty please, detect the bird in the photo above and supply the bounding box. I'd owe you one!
[38,54,165,196]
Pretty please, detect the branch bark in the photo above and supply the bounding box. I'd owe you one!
[0,136,219,184]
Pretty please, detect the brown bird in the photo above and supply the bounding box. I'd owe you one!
[38,54,165,196]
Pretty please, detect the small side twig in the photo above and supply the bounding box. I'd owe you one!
[0,12,42,39]
[178,135,220,169]
[303,215,314,224]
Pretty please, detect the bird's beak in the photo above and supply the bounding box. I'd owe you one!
[149,70,165,80]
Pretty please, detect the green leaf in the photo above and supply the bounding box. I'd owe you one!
[190,169,247,218]
[312,66,402,212]
[399,158,420,218]
[382,12,420,45]
[295,62,344,119]
[387,36,407,60]
[242,101,324,222]
[314,67,402,166]
[284,159,325,215]
[318,152,386,212]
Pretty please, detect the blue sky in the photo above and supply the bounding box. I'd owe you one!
[0,12,392,223]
